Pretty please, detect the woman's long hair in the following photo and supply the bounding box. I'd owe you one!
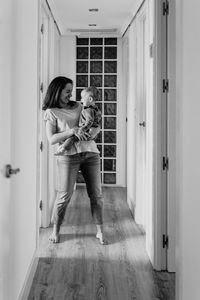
[42,76,73,110]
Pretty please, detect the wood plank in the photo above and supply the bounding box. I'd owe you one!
[28,187,175,300]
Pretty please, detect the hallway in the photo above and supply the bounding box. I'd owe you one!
[28,187,175,300]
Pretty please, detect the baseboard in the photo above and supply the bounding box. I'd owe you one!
[18,251,39,300]
[76,183,127,188]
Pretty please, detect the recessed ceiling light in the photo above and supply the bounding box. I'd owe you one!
[88,24,97,26]
[88,8,99,12]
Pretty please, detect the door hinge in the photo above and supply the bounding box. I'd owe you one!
[149,43,153,58]
[162,156,169,170]
[162,1,169,16]
[162,234,169,249]
[162,79,169,93]
[40,82,44,93]
[39,200,43,210]
[40,141,43,152]
[41,23,44,34]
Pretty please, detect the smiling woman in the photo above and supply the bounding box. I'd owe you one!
[42,76,107,245]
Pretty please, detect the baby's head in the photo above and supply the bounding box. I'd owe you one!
[81,86,100,107]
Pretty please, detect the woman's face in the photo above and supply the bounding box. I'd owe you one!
[59,83,73,107]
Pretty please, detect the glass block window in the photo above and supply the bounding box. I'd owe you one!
[104,75,117,87]
[76,37,118,184]
[91,38,103,45]
[104,173,116,184]
[104,61,117,73]
[77,61,88,73]
[104,131,116,143]
[105,38,117,45]
[77,171,85,183]
[104,89,117,101]
[90,47,103,59]
[104,103,117,115]
[77,37,89,45]
[90,75,102,87]
[76,75,88,87]
[77,47,88,59]
[104,47,117,59]
[90,61,103,73]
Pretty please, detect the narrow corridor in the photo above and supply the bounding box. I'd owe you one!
[28,187,175,300]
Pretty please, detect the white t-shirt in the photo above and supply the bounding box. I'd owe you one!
[44,102,100,155]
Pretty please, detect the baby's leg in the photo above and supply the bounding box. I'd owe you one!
[89,127,98,137]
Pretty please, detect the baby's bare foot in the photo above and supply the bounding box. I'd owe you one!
[54,149,65,156]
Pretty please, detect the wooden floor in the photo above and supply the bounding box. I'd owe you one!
[28,187,175,300]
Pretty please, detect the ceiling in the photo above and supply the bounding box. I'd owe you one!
[47,0,138,37]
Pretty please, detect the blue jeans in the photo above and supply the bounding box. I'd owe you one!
[52,152,103,226]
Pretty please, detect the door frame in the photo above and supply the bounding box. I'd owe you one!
[38,0,61,229]
[167,0,176,272]
[135,1,148,229]
[39,1,50,228]
[153,0,176,271]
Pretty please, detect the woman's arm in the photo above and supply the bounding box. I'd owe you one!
[45,121,78,145]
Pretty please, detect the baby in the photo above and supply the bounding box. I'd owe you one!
[55,86,101,155]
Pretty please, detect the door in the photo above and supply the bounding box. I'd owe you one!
[135,2,148,229]
[0,3,12,298]
[0,0,39,299]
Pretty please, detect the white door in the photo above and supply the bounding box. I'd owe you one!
[0,0,39,298]
[135,2,148,229]
[0,4,12,298]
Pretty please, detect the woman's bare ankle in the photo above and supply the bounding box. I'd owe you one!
[95,224,108,245]
[49,224,60,243]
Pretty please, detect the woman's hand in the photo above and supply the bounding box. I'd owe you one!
[71,127,79,135]
[75,131,91,141]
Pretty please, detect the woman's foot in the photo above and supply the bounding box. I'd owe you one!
[96,224,108,245]
[96,232,108,245]
[49,224,60,243]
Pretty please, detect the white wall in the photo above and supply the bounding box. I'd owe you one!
[60,36,76,99]
[176,0,200,299]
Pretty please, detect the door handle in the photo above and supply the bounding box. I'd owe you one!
[139,121,146,127]
[5,164,20,178]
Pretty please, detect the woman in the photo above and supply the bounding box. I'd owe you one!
[43,76,106,244]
